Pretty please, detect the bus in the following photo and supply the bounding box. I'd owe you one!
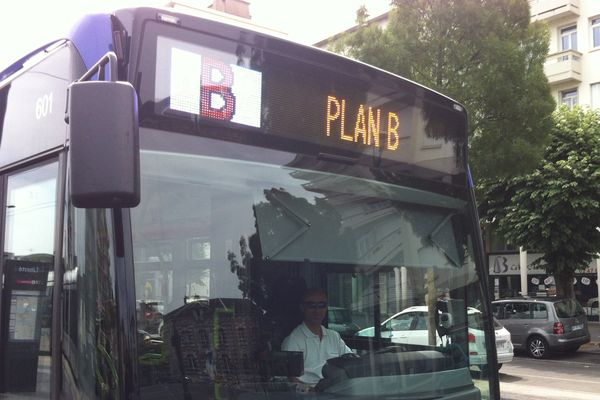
[0,5,500,400]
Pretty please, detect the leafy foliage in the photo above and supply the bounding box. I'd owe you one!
[327,0,555,181]
[479,107,600,297]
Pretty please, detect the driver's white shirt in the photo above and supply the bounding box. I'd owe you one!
[282,322,351,385]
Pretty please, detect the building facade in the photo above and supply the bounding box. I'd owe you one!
[530,0,600,109]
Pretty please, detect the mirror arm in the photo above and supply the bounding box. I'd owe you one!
[66,52,119,125]
[78,52,118,82]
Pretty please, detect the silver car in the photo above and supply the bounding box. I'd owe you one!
[492,297,590,359]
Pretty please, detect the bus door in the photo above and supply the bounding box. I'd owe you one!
[0,161,59,397]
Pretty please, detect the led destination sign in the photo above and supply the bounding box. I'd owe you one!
[168,46,262,128]
[326,95,400,151]
[154,33,465,167]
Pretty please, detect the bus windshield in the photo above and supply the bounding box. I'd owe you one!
[130,130,488,399]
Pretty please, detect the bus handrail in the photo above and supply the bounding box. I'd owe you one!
[77,51,118,82]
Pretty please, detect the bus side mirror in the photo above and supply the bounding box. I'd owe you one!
[67,80,140,208]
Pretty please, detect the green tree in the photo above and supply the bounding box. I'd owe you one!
[328,0,555,181]
[479,107,600,297]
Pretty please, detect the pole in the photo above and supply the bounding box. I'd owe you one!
[520,247,528,296]
[401,266,408,310]
[394,267,401,313]
[427,268,437,346]
[596,255,599,316]
[596,226,600,316]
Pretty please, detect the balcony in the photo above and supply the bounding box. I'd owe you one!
[530,0,580,22]
[544,50,582,85]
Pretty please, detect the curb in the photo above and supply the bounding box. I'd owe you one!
[579,342,600,353]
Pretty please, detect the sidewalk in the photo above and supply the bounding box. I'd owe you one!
[581,321,600,352]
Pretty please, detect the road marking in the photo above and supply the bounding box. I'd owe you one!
[500,371,600,385]
[508,358,600,367]
[502,358,600,369]
[501,382,600,400]
[504,371,600,385]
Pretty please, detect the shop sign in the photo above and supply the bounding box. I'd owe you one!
[488,253,599,276]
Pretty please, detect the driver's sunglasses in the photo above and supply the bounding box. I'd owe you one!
[303,301,327,310]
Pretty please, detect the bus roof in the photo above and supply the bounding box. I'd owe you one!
[1,5,467,114]
[128,6,467,112]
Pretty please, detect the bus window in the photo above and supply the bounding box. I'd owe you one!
[61,208,120,399]
[0,162,58,397]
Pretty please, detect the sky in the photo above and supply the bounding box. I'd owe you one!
[0,0,391,72]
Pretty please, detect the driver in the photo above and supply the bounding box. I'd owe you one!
[282,288,352,386]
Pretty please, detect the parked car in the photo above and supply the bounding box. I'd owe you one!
[585,297,599,318]
[468,310,514,371]
[355,306,513,372]
[492,297,590,359]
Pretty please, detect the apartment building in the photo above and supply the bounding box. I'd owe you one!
[530,0,600,109]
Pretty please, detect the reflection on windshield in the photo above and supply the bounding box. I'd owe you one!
[131,148,489,400]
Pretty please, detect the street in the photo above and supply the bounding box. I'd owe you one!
[500,352,600,399]
[500,322,600,400]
